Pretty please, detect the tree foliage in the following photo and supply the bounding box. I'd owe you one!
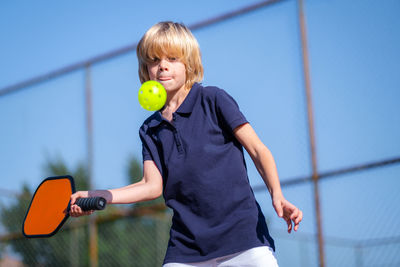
[0,155,169,266]
[0,158,91,266]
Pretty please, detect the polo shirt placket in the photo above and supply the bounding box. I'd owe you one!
[171,114,184,155]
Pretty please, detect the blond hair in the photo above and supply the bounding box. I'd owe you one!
[137,21,204,89]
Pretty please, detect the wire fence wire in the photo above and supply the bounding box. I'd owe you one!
[1,203,172,267]
[1,0,400,266]
[2,180,400,267]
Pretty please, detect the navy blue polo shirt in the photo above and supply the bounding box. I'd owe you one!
[139,83,274,264]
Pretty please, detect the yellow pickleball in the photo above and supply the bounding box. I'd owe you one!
[138,81,167,111]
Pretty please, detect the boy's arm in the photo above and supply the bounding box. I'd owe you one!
[234,123,303,233]
[70,160,163,216]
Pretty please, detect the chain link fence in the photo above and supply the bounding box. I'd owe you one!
[1,199,171,267]
[1,0,400,266]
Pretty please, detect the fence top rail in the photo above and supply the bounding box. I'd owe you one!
[253,156,400,190]
[0,0,284,98]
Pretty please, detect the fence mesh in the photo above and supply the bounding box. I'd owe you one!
[1,0,400,266]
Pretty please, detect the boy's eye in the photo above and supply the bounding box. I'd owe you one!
[149,56,178,63]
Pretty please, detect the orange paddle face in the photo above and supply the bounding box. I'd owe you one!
[22,176,75,238]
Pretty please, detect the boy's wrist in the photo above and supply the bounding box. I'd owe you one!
[270,189,284,199]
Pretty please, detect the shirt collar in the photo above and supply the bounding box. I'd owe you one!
[175,82,200,114]
[147,83,201,129]
[147,112,164,128]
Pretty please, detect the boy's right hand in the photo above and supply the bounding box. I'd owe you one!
[69,191,94,217]
[272,194,303,233]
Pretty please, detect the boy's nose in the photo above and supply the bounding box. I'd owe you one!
[159,59,169,71]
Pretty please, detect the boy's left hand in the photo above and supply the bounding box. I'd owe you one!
[272,195,303,233]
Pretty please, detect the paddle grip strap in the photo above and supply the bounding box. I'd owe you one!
[75,197,107,211]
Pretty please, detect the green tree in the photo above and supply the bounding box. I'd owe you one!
[0,155,169,266]
[0,157,91,266]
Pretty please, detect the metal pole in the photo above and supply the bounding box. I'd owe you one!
[85,65,98,267]
[297,0,326,266]
[355,244,364,267]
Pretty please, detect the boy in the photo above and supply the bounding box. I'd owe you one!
[70,21,302,266]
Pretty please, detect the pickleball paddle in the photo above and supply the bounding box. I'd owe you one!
[22,175,106,238]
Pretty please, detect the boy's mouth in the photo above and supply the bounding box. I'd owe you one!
[158,77,172,82]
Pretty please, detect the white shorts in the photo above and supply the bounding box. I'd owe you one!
[163,246,278,267]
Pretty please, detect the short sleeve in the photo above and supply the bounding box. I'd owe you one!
[139,124,164,176]
[215,89,248,132]
[141,140,153,161]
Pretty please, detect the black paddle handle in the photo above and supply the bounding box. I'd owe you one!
[75,197,107,211]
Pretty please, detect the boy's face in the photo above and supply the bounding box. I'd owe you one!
[147,56,186,93]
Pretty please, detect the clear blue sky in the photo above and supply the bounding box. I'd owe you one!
[1,0,399,266]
